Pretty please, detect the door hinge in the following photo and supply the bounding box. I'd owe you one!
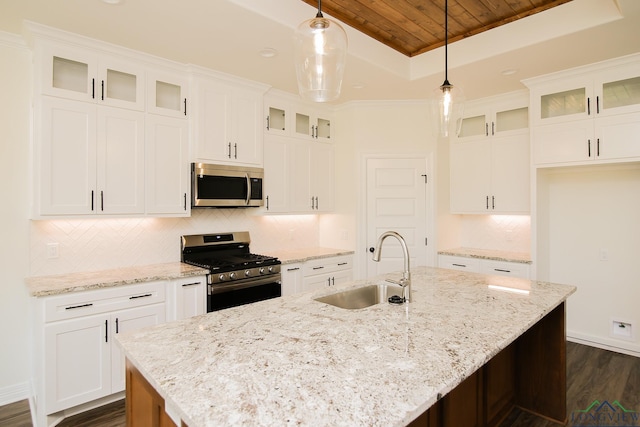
[421,174,428,184]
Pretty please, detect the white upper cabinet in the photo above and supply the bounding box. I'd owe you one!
[147,70,189,118]
[450,91,530,214]
[525,53,640,166]
[38,97,145,216]
[40,43,145,111]
[264,91,333,142]
[194,75,267,166]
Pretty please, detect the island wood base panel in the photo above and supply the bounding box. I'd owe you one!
[126,302,567,427]
[410,302,567,427]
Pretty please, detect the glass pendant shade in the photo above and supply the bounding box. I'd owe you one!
[294,15,347,102]
[432,80,465,137]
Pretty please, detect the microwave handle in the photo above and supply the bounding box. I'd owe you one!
[245,173,251,205]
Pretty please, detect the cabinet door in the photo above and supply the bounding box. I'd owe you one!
[310,142,335,212]
[301,273,332,293]
[595,64,640,117]
[490,133,530,213]
[111,304,166,392]
[98,55,145,111]
[231,87,263,165]
[281,263,303,296]
[532,121,593,165]
[265,101,288,136]
[41,44,98,103]
[39,97,97,215]
[147,71,189,118]
[450,139,491,213]
[196,81,230,162]
[332,269,353,287]
[172,277,206,321]
[263,136,290,212]
[289,141,313,212]
[438,255,480,272]
[44,314,110,412]
[595,112,640,161]
[533,77,593,126]
[145,115,189,215]
[96,106,145,214]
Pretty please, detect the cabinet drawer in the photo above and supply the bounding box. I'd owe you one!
[44,281,166,322]
[303,255,352,276]
[480,260,530,279]
[438,255,480,272]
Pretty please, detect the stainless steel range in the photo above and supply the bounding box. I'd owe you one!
[180,231,281,312]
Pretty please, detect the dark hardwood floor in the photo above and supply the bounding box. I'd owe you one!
[2,342,638,427]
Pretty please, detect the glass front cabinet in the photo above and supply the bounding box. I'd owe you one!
[526,53,640,166]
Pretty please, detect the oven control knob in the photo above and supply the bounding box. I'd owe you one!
[259,267,266,274]
[245,269,251,277]
[229,272,236,280]
[218,274,226,282]
[268,266,274,273]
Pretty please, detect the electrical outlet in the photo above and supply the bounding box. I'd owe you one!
[46,243,59,259]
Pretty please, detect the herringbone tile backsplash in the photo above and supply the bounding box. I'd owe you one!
[458,215,531,253]
[30,210,319,276]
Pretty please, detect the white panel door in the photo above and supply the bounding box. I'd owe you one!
[44,315,110,412]
[97,106,145,214]
[366,157,428,277]
[110,304,166,392]
[145,114,189,215]
[40,97,97,215]
[263,135,290,212]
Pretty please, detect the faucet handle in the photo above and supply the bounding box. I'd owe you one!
[385,278,408,287]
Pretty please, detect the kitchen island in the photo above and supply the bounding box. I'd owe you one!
[116,266,575,427]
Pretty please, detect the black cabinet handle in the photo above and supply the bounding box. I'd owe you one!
[266,116,270,130]
[338,262,348,266]
[486,196,489,210]
[129,293,152,300]
[588,139,591,157]
[287,267,300,272]
[105,320,108,342]
[485,123,489,136]
[184,98,187,116]
[91,190,94,211]
[491,121,495,135]
[452,263,467,267]
[597,138,600,157]
[587,97,591,115]
[596,96,600,114]
[184,193,187,211]
[92,78,95,99]
[100,190,104,211]
[312,266,324,270]
[234,143,238,159]
[101,80,105,101]
[181,282,201,287]
[266,195,269,210]
[492,195,495,210]
[228,142,231,158]
[494,268,511,273]
[65,303,93,310]
[115,318,119,334]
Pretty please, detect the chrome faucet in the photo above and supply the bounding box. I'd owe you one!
[371,231,411,303]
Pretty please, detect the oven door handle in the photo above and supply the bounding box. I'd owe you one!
[208,275,281,295]
[245,173,251,205]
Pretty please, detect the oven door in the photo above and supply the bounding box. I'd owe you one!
[207,275,281,312]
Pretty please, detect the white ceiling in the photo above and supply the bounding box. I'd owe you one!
[2,0,640,103]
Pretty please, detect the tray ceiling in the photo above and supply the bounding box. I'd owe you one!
[301,0,573,57]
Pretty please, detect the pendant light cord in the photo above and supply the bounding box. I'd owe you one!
[317,0,323,18]
[444,0,449,83]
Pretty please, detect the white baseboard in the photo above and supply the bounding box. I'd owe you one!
[567,331,640,357]
[0,381,31,406]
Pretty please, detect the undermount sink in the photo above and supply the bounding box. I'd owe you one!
[314,282,404,309]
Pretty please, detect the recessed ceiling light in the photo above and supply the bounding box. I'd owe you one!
[259,48,278,58]
[352,82,365,89]
[501,68,518,76]
[101,0,123,4]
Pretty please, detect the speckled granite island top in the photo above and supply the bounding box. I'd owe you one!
[116,266,575,427]
[25,262,208,297]
[438,247,532,264]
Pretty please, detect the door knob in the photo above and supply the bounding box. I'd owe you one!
[369,247,375,253]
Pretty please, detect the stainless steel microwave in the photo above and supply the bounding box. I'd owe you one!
[191,163,264,208]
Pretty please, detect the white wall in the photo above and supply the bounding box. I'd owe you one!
[0,35,32,403]
[537,164,640,355]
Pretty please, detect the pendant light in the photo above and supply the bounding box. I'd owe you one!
[294,0,348,102]
[432,0,464,137]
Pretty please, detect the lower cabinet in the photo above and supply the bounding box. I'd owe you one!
[438,255,530,279]
[281,263,303,296]
[126,361,178,427]
[167,276,207,321]
[300,255,353,293]
[40,282,166,415]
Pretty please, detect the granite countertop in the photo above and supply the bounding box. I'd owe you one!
[116,266,575,427]
[25,262,209,297]
[438,247,532,264]
[272,247,355,264]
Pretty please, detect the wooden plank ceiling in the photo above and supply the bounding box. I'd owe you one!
[301,0,573,57]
